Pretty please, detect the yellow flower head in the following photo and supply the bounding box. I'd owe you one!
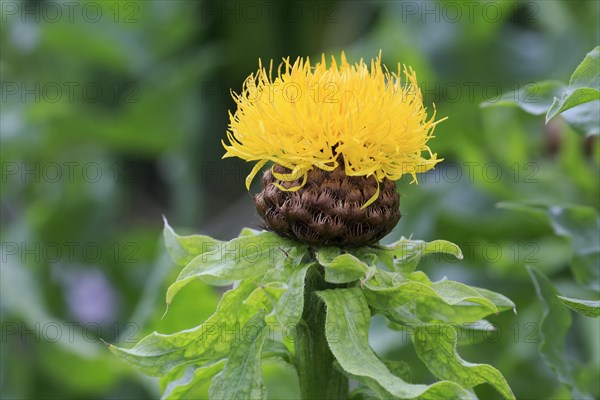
[222,52,445,207]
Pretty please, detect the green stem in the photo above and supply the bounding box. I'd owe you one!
[295,265,349,400]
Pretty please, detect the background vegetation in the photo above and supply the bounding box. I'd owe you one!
[1,0,598,399]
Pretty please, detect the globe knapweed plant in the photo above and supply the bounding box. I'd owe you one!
[109,53,516,399]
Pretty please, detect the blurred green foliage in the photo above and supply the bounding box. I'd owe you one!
[1,0,598,399]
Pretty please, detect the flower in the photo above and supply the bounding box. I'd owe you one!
[223,51,445,208]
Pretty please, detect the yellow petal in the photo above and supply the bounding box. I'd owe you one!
[245,159,268,190]
[360,181,380,209]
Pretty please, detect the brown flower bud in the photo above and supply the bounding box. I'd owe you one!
[254,164,400,247]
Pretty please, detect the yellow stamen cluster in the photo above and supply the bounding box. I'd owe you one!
[223,52,445,207]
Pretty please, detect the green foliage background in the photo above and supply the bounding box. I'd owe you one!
[1,1,598,399]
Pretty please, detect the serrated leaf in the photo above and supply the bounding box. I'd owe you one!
[160,361,225,400]
[317,288,475,399]
[371,269,513,325]
[316,247,374,284]
[557,296,600,318]
[527,266,594,399]
[500,202,600,291]
[413,324,515,399]
[163,217,222,267]
[365,272,504,324]
[547,46,600,127]
[480,80,566,115]
[386,301,496,328]
[109,280,264,376]
[385,239,463,273]
[111,234,310,382]
[166,232,297,305]
[208,313,269,400]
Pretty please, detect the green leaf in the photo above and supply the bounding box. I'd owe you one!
[527,266,571,381]
[500,202,600,291]
[471,287,517,313]
[110,229,310,382]
[238,227,262,237]
[454,320,498,346]
[163,217,222,267]
[109,280,265,376]
[547,46,600,126]
[243,282,287,311]
[385,239,463,273]
[527,266,594,399]
[365,270,509,324]
[349,246,395,271]
[208,313,269,400]
[479,47,600,136]
[166,232,297,305]
[386,318,499,346]
[380,359,414,383]
[480,80,566,115]
[316,247,374,284]
[160,361,225,400]
[261,340,295,367]
[557,296,600,318]
[560,100,600,136]
[266,263,313,327]
[413,324,515,399]
[317,288,475,399]
[350,386,381,400]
